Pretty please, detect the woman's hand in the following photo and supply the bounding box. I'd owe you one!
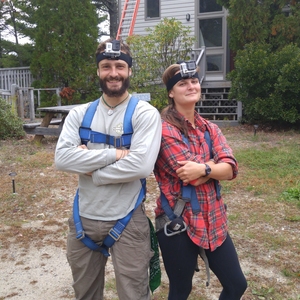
[189,177,210,186]
[176,161,213,186]
[176,161,205,183]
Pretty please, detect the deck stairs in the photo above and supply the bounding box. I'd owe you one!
[196,80,241,127]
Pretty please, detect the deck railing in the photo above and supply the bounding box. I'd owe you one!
[0,67,33,90]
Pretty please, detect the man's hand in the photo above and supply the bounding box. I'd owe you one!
[116,149,130,160]
[76,145,130,176]
[78,144,88,150]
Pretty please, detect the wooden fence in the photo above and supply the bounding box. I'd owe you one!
[0,66,63,120]
[0,67,33,90]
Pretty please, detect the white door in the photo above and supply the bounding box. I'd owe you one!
[197,0,228,81]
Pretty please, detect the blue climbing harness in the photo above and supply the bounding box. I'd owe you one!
[160,130,221,225]
[73,96,146,257]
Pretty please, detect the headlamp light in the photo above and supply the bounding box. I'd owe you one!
[96,40,132,67]
[166,60,199,91]
[104,40,121,58]
[180,60,197,78]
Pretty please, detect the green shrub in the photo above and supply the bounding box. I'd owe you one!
[229,43,300,124]
[280,186,300,209]
[127,18,196,111]
[0,97,25,140]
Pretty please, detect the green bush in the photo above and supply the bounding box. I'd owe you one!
[0,97,25,140]
[228,43,300,124]
[127,18,196,111]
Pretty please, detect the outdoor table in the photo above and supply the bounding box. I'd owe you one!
[23,104,82,143]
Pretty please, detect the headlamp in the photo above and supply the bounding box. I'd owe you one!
[105,40,121,58]
[96,40,132,67]
[166,60,199,91]
[180,60,197,78]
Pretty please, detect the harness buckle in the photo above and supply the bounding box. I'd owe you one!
[108,228,121,241]
[114,137,122,148]
[163,219,187,237]
[76,230,85,240]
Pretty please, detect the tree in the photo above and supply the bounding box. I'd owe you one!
[92,0,118,38]
[0,0,33,67]
[0,0,18,67]
[1,39,33,67]
[30,0,100,104]
[228,43,300,125]
[217,0,300,126]
[217,0,300,51]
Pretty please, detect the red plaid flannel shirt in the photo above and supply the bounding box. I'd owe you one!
[154,112,238,251]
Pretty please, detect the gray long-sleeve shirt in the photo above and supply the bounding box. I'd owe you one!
[55,95,162,221]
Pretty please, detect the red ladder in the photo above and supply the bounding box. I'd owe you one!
[116,0,140,40]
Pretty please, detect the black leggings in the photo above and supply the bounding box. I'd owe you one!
[157,231,247,300]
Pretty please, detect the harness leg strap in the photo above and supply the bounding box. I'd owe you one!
[199,247,210,287]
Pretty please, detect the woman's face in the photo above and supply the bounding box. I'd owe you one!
[168,75,201,106]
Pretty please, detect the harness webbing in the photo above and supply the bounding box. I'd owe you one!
[74,96,145,255]
[204,131,221,200]
[73,179,146,257]
[160,130,221,220]
[79,97,139,148]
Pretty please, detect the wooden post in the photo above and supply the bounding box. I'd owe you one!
[10,84,18,116]
[29,87,35,121]
[18,89,24,118]
[56,88,61,106]
[56,88,62,119]
[237,101,242,121]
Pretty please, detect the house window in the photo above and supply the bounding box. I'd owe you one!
[146,0,160,18]
[199,0,222,13]
[199,18,222,47]
[207,55,223,71]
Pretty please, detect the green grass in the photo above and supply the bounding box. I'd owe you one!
[280,187,300,209]
[223,140,300,206]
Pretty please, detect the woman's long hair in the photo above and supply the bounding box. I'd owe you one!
[161,64,189,137]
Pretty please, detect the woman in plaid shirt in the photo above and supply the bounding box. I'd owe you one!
[154,62,247,300]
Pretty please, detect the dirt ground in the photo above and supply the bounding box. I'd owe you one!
[0,126,299,300]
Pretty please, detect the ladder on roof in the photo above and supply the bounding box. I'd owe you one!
[116,0,140,40]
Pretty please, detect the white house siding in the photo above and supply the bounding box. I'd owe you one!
[120,0,197,47]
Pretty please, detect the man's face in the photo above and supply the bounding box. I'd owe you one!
[98,59,130,97]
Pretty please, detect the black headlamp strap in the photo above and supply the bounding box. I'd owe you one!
[96,52,132,68]
[166,72,199,91]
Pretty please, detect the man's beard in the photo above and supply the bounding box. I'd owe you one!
[99,76,130,97]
